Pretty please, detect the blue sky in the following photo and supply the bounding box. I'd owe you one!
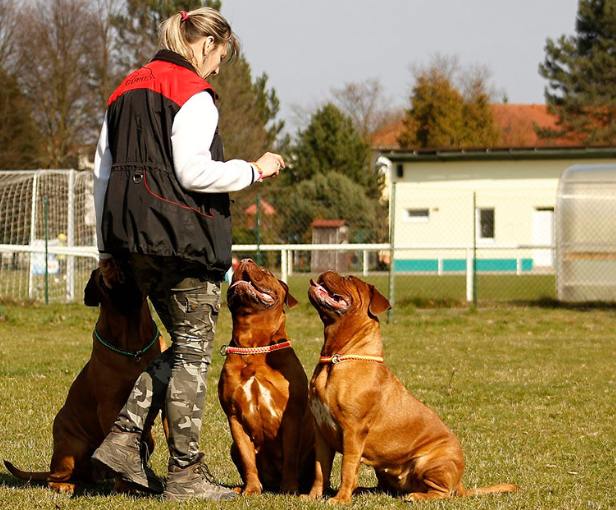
[222,0,580,131]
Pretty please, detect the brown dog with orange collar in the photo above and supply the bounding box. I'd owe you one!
[306,271,518,504]
[4,259,165,495]
[218,259,315,495]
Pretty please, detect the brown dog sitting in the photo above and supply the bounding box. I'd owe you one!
[218,259,315,495]
[4,258,165,495]
[306,271,518,504]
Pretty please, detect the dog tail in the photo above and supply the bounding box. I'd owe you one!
[458,482,518,497]
[4,460,50,482]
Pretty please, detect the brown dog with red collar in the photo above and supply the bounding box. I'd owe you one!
[306,271,518,504]
[218,259,315,495]
[4,259,165,495]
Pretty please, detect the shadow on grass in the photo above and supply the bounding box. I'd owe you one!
[395,297,466,309]
[511,296,616,311]
[0,472,160,499]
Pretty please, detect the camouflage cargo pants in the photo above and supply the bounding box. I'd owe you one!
[111,254,221,469]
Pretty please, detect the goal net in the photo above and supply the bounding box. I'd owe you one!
[0,170,98,302]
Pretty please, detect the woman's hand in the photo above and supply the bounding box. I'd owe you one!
[254,152,285,180]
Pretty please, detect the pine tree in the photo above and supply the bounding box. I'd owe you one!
[399,69,465,149]
[539,0,616,144]
[398,60,499,149]
[289,103,381,199]
[462,76,500,148]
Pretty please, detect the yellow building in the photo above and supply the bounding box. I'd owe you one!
[377,147,616,273]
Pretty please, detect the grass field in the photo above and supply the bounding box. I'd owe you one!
[0,268,557,305]
[0,297,614,509]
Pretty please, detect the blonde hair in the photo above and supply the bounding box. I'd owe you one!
[159,7,239,72]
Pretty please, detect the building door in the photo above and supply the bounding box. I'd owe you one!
[532,208,554,267]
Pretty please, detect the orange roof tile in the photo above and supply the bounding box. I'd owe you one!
[244,198,276,216]
[311,219,346,228]
[371,104,581,150]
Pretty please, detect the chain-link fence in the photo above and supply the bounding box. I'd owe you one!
[2,167,615,306]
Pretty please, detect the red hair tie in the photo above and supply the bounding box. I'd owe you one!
[180,11,190,22]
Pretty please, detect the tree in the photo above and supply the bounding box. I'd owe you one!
[461,71,500,148]
[111,0,212,75]
[16,0,99,168]
[398,56,499,149]
[211,61,281,160]
[89,0,124,118]
[0,68,42,169]
[398,67,466,149]
[288,103,381,199]
[273,172,382,244]
[539,0,616,144]
[0,0,17,71]
[332,78,395,141]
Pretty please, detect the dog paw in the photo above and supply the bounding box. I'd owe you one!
[327,495,352,505]
[301,493,319,501]
[48,482,75,495]
[242,485,262,496]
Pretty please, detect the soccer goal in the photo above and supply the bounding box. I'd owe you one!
[0,170,98,303]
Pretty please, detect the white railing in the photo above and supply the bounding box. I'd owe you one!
[0,242,554,303]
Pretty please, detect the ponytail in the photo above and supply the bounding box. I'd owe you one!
[159,7,239,69]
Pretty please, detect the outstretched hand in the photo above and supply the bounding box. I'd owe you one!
[255,152,285,180]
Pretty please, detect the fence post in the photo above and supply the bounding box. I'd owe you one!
[466,248,474,302]
[255,192,262,265]
[472,191,478,306]
[363,250,369,276]
[387,178,396,323]
[281,248,288,283]
[288,249,293,276]
[28,172,39,300]
[44,196,49,305]
[66,169,75,302]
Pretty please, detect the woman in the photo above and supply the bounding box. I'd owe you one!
[91,7,284,501]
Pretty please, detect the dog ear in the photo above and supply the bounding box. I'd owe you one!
[84,270,100,306]
[99,258,124,288]
[279,280,298,308]
[368,285,390,316]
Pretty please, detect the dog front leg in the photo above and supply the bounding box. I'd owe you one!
[328,428,367,505]
[228,416,262,495]
[307,426,334,499]
[279,412,304,493]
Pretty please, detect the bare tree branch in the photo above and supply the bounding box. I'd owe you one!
[0,0,18,70]
[332,78,396,140]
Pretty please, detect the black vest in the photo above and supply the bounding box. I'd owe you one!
[101,50,231,280]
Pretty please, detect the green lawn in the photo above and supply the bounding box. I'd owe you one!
[0,299,614,509]
[1,268,557,306]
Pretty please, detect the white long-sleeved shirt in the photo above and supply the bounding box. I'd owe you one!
[93,91,259,253]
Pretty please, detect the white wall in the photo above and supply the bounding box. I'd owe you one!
[392,157,615,270]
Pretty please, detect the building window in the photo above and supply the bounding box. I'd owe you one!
[405,208,430,222]
[396,164,404,178]
[477,208,495,239]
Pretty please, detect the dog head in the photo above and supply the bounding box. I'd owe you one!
[308,271,390,325]
[227,258,297,315]
[84,258,144,313]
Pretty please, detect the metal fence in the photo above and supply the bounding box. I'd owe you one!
[0,169,577,308]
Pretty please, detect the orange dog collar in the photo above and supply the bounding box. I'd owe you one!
[221,340,292,356]
[319,354,384,364]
